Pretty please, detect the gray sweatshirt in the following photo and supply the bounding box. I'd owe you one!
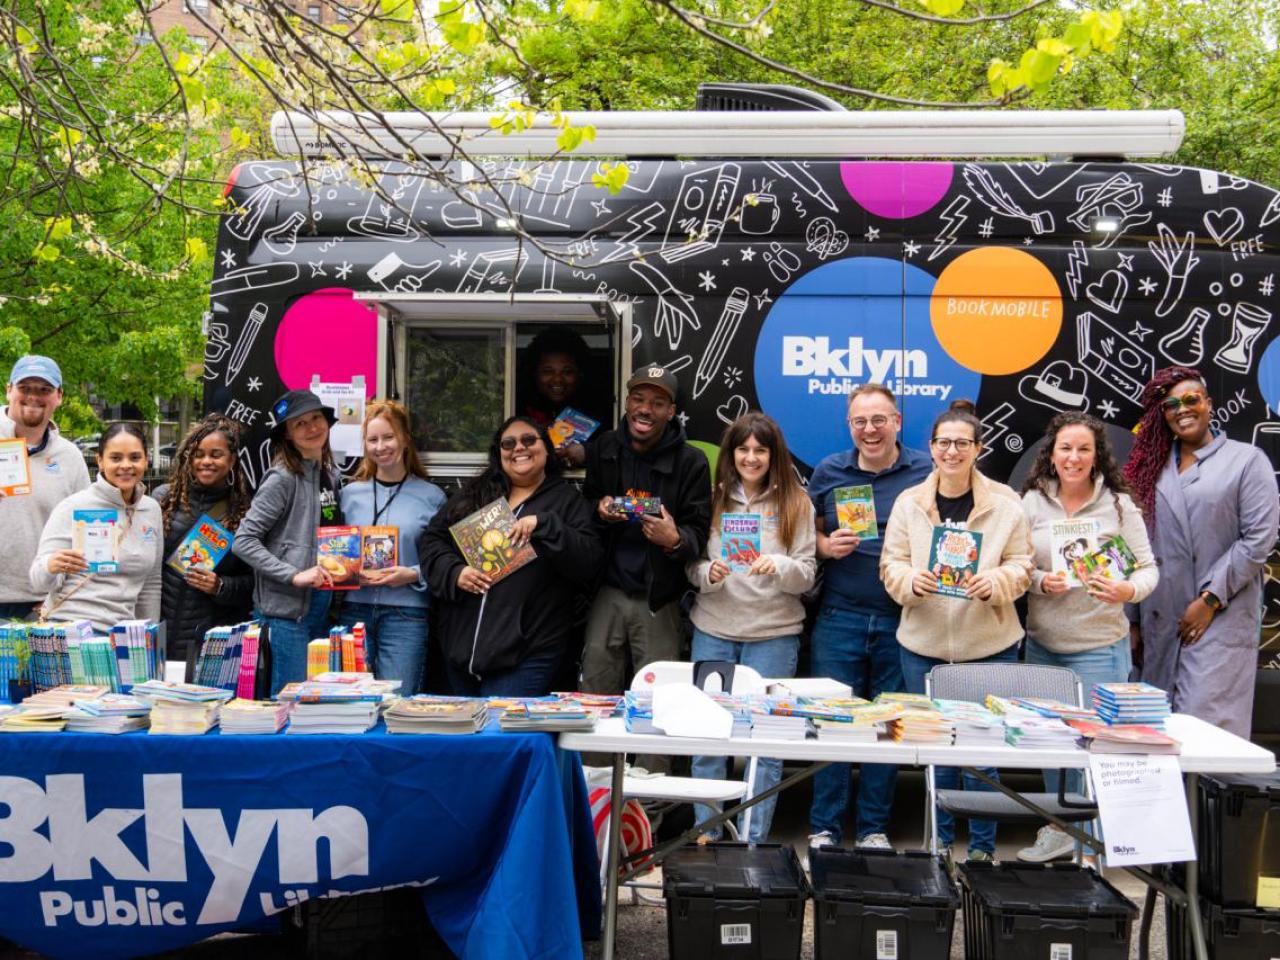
[0,408,91,603]
[30,475,164,633]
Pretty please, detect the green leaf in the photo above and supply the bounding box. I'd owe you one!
[591,162,630,194]
[45,216,73,241]
[184,237,208,263]
[922,0,964,16]
[33,243,60,263]
[564,0,602,21]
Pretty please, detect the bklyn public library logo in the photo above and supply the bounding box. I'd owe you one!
[753,257,979,468]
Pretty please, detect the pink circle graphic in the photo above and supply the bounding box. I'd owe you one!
[274,288,377,396]
[840,162,954,220]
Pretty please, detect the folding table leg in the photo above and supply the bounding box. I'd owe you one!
[601,753,626,960]
[1184,774,1208,960]
[1138,885,1156,960]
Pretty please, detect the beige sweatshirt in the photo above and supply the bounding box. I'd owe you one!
[1022,477,1158,654]
[880,469,1032,662]
[687,483,816,641]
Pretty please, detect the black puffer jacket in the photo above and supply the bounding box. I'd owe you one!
[155,482,255,665]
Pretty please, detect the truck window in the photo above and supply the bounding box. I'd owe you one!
[515,324,614,430]
[405,326,506,453]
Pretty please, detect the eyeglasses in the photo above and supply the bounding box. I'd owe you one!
[1161,392,1206,413]
[848,415,891,430]
[499,434,540,452]
[931,437,976,452]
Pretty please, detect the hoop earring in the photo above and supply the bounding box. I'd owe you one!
[1048,463,1057,476]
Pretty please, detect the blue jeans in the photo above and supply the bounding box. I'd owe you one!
[690,628,799,844]
[1026,636,1132,801]
[259,589,333,695]
[0,602,36,620]
[339,602,429,696]
[900,642,1019,855]
[808,606,904,843]
[445,646,564,698]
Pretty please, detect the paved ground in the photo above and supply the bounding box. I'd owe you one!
[2,768,1172,960]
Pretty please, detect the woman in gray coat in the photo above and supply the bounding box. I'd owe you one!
[1124,366,1279,737]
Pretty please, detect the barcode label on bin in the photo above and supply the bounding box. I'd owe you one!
[1050,944,1072,960]
[876,929,899,959]
[720,923,752,945]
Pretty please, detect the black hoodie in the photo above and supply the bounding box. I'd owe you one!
[583,418,711,611]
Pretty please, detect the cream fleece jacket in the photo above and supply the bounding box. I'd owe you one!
[1022,477,1158,654]
[688,483,816,641]
[880,469,1032,662]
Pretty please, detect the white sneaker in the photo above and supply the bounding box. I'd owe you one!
[1017,826,1075,863]
[856,832,892,850]
[808,831,837,850]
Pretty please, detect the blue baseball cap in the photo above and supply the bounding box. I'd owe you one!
[8,355,62,389]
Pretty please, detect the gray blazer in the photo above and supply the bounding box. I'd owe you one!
[1139,434,1279,736]
[232,459,338,620]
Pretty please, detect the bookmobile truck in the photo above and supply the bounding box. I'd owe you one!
[203,85,1280,707]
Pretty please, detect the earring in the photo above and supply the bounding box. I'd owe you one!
[1049,463,1057,476]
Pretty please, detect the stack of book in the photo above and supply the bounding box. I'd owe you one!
[65,693,150,734]
[498,699,595,732]
[132,679,234,735]
[1067,718,1181,754]
[890,708,955,744]
[623,690,657,734]
[27,620,93,691]
[109,620,163,690]
[0,621,30,698]
[1008,696,1098,723]
[1093,682,1171,728]
[220,698,290,735]
[21,683,110,709]
[0,706,67,732]
[555,692,623,719]
[67,635,122,691]
[936,699,1006,746]
[285,679,385,734]
[707,693,753,737]
[750,709,811,740]
[1004,715,1078,749]
[384,697,490,734]
[815,701,904,743]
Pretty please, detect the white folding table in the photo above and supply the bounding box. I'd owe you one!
[561,713,1275,960]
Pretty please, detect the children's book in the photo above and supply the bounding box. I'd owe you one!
[0,438,31,496]
[1080,535,1138,582]
[834,485,877,538]
[927,525,983,599]
[167,514,233,575]
[72,509,120,573]
[548,407,600,448]
[609,494,662,518]
[360,526,398,571]
[1049,518,1100,587]
[720,513,762,573]
[449,498,537,584]
[316,525,362,589]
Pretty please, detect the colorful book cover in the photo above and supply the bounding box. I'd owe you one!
[1050,518,1100,587]
[548,406,600,448]
[1080,535,1138,581]
[360,526,398,571]
[720,512,762,573]
[167,514,233,575]
[316,525,361,590]
[610,494,662,518]
[928,525,983,599]
[0,438,31,496]
[833,485,877,538]
[448,498,537,584]
[72,509,120,573]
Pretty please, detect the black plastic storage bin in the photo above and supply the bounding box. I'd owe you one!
[1198,771,1280,908]
[1166,896,1280,960]
[663,841,809,960]
[958,861,1137,960]
[810,848,959,960]
[283,888,454,959]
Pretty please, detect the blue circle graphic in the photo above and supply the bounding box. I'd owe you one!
[752,257,982,469]
[1259,335,1280,414]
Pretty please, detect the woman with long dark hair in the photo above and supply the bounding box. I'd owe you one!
[1016,412,1158,862]
[687,411,816,842]
[420,416,602,696]
[1123,366,1277,737]
[31,424,164,633]
[155,415,256,670]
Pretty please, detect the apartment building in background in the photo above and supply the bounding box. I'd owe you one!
[147,0,357,51]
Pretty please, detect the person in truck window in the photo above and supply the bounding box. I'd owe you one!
[517,328,607,469]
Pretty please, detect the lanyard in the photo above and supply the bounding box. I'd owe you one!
[372,479,404,525]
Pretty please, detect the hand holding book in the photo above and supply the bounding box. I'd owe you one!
[509,515,537,549]
[47,549,89,576]
[964,571,996,601]
[1085,573,1136,604]
[821,527,860,560]
[360,565,418,588]
[457,566,492,595]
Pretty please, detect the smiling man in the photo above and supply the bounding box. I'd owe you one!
[580,366,710,745]
[0,355,90,619]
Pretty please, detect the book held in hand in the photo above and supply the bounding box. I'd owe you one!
[834,485,877,538]
[547,407,600,449]
[0,438,31,496]
[1050,518,1100,587]
[608,494,662,518]
[1080,535,1138,582]
[720,512,762,573]
[449,498,537,584]
[928,525,982,599]
[72,509,120,573]
[316,525,361,589]
[167,514,233,575]
[360,526,398,571]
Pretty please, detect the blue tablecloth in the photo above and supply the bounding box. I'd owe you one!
[0,723,601,960]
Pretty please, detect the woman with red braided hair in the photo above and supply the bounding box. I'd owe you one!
[1123,366,1278,737]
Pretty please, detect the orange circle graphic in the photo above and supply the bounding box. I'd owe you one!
[930,247,1063,375]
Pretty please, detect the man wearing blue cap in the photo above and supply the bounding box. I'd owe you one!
[0,355,90,618]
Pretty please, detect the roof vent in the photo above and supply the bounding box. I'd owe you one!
[695,83,846,112]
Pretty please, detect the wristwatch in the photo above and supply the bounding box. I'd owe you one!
[1200,590,1222,611]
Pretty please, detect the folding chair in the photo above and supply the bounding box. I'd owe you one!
[923,662,1098,860]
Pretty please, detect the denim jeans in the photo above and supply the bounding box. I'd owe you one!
[446,646,564,698]
[1026,635,1132,800]
[259,589,333,695]
[808,606,904,843]
[690,628,800,844]
[900,642,1019,855]
[0,601,36,621]
[339,602,429,696]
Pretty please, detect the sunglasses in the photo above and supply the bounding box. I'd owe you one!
[1161,392,1206,413]
[499,433,540,452]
